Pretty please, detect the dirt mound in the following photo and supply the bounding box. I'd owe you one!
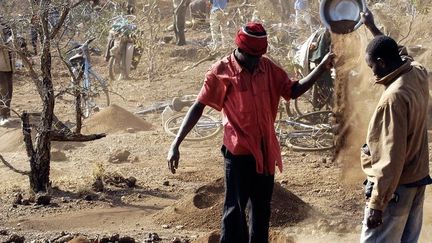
[0,129,25,153]
[154,178,311,230]
[82,104,152,134]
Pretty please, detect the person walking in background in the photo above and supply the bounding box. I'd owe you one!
[209,0,228,49]
[173,0,191,46]
[167,22,334,243]
[294,0,313,33]
[0,21,13,126]
[360,9,432,243]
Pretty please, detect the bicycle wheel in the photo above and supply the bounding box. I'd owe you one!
[82,71,111,118]
[108,55,123,81]
[164,113,222,141]
[286,130,334,151]
[294,110,333,127]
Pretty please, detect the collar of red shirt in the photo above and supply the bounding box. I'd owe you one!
[229,53,266,75]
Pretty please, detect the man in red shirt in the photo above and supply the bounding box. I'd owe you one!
[167,22,334,243]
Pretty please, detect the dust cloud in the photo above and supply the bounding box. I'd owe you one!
[331,27,382,185]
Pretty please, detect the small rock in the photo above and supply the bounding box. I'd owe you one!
[146,233,161,242]
[280,180,288,185]
[13,193,23,205]
[61,197,71,203]
[83,194,98,201]
[126,128,136,133]
[0,229,8,235]
[125,177,137,188]
[35,193,51,205]
[162,224,171,229]
[109,149,131,163]
[57,234,77,243]
[119,236,135,243]
[163,181,170,186]
[171,237,181,243]
[109,234,120,242]
[92,178,104,192]
[310,163,320,168]
[321,157,327,164]
[6,234,25,243]
[175,225,184,230]
[21,199,30,205]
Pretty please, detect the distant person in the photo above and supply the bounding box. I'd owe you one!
[209,0,228,49]
[359,9,432,243]
[173,0,191,45]
[167,22,334,243]
[0,21,13,126]
[294,0,312,33]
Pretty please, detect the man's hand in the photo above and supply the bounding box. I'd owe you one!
[366,208,383,229]
[318,52,335,71]
[167,144,180,174]
[360,9,383,36]
[360,9,375,28]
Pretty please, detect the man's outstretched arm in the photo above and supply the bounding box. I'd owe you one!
[167,101,206,174]
[291,52,335,99]
[361,9,384,37]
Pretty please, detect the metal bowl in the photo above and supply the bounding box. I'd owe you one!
[320,0,366,34]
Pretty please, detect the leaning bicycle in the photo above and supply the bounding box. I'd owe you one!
[65,38,110,118]
[106,15,143,81]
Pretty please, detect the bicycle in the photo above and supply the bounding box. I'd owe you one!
[62,38,110,118]
[292,28,334,116]
[107,15,143,81]
[160,96,223,141]
[275,110,335,151]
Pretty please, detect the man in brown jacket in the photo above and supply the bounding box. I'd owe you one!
[0,20,13,126]
[360,10,432,243]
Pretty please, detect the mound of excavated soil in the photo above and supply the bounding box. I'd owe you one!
[82,104,152,134]
[154,178,311,230]
[0,129,26,153]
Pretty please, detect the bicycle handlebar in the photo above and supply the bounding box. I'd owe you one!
[65,37,96,54]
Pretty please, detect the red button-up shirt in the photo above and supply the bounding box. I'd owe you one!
[197,53,294,174]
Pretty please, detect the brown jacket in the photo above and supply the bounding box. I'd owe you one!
[361,56,430,211]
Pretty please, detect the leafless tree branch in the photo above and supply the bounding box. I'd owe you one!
[0,155,29,175]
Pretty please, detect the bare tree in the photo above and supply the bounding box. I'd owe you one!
[0,0,105,193]
[141,0,162,82]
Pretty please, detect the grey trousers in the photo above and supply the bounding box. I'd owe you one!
[0,71,13,118]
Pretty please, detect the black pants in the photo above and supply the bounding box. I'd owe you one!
[220,146,274,243]
[0,71,13,119]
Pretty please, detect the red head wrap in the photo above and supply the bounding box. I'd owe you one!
[235,22,268,56]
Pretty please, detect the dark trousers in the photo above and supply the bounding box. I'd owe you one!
[0,71,13,118]
[220,146,274,243]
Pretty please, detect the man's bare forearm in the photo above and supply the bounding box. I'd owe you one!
[171,101,206,148]
[291,63,327,99]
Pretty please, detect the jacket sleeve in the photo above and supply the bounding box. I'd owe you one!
[363,97,407,211]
